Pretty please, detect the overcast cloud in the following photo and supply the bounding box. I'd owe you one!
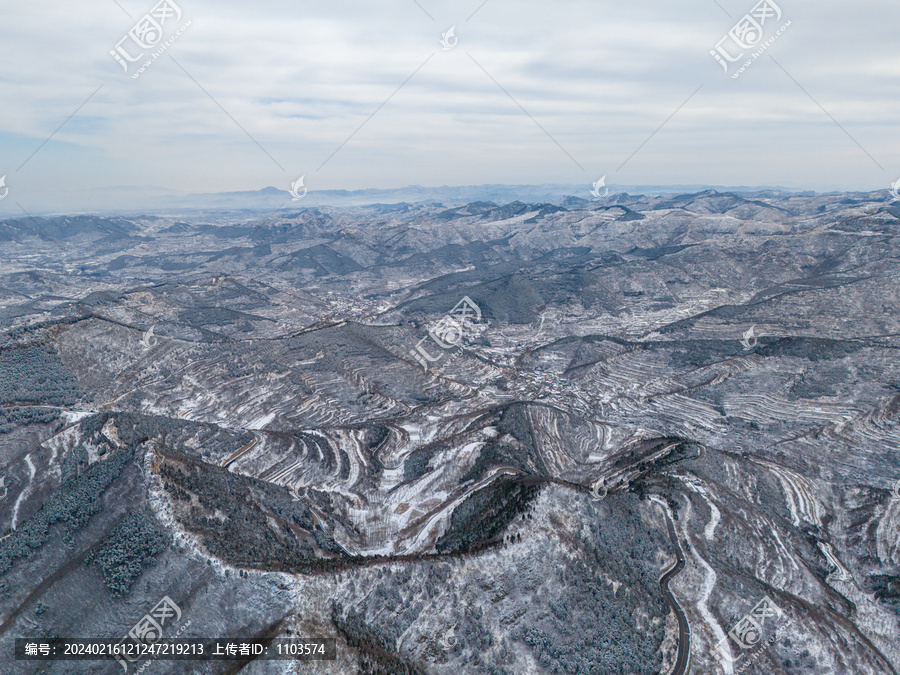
[1,0,898,213]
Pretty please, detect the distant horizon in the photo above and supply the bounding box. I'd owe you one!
[2,1,898,218]
[2,181,898,221]
[132,181,890,196]
[7,179,898,198]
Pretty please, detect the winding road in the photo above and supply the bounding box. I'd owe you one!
[657,501,691,675]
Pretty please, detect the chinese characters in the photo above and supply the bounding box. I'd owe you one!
[715,595,790,673]
[114,595,183,673]
[110,0,191,79]
[710,1,791,79]
[409,296,488,371]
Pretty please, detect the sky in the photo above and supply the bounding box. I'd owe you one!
[1,0,899,213]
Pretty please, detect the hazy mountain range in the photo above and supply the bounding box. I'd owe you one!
[0,182,826,217]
